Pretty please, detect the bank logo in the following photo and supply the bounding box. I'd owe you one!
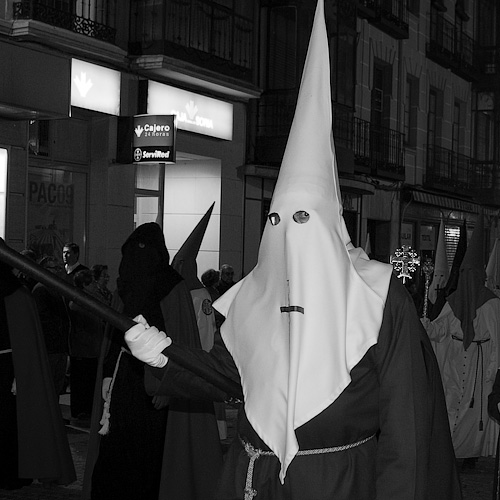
[74,72,93,97]
[135,125,144,138]
[133,148,143,162]
[186,101,198,120]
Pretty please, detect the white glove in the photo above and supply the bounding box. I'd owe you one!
[125,315,171,368]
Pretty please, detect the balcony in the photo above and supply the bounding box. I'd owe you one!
[425,145,476,196]
[472,161,500,207]
[253,90,298,165]
[356,0,409,40]
[426,13,478,81]
[353,118,405,180]
[129,0,254,84]
[13,0,116,44]
[253,98,404,180]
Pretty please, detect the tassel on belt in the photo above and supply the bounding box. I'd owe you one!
[240,433,376,500]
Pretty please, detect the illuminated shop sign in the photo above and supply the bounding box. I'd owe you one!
[147,81,233,141]
[71,59,121,116]
[133,115,176,164]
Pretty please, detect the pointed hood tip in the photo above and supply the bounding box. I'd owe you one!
[171,203,215,290]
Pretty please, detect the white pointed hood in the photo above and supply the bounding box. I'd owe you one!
[486,238,500,293]
[429,217,449,303]
[214,0,392,482]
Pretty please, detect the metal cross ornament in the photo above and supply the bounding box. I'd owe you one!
[422,257,434,319]
[390,245,420,284]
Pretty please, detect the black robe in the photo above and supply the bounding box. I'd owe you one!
[84,222,222,500]
[148,276,462,499]
[0,264,76,488]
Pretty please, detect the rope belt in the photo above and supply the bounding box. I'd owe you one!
[240,434,376,500]
[98,347,129,436]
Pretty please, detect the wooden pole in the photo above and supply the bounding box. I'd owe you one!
[0,238,243,399]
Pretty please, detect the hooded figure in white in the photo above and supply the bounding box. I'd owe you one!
[213,0,391,479]
[125,1,462,498]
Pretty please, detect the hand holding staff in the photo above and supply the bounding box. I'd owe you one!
[0,238,243,400]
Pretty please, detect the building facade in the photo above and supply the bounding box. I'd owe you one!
[0,0,259,281]
[242,0,500,279]
[0,0,499,285]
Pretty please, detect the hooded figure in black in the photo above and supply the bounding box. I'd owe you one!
[87,223,222,500]
[0,262,76,489]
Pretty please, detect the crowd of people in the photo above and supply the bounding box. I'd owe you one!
[0,234,237,493]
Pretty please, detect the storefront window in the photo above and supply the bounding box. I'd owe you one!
[27,166,87,262]
[135,163,164,228]
[0,149,7,238]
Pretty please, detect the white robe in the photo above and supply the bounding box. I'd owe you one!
[427,299,500,458]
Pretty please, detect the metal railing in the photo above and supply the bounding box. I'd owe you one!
[13,0,116,43]
[428,12,476,76]
[472,161,500,206]
[379,0,409,29]
[353,117,405,177]
[425,145,474,194]
[130,0,253,72]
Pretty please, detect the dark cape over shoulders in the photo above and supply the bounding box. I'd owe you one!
[2,269,76,484]
[148,276,462,500]
[83,280,223,500]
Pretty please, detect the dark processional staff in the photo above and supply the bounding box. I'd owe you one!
[0,237,242,402]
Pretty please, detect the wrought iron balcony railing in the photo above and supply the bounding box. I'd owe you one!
[254,95,405,179]
[353,117,405,179]
[130,0,254,81]
[427,12,477,81]
[355,0,409,39]
[425,145,475,195]
[472,161,500,206]
[13,0,116,44]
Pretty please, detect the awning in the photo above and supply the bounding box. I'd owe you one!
[411,191,478,213]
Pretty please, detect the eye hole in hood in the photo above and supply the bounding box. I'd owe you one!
[293,211,310,224]
[268,212,281,226]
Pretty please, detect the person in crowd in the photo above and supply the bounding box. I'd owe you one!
[14,249,38,290]
[215,264,235,296]
[31,256,71,397]
[85,222,222,500]
[488,369,500,499]
[171,204,228,440]
[202,268,220,302]
[0,261,76,490]
[68,269,105,424]
[89,264,113,305]
[124,3,461,498]
[62,242,88,283]
[422,215,500,471]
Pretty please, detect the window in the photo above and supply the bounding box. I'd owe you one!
[267,6,297,90]
[474,111,494,161]
[404,76,419,147]
[27,166,87,262]
[476,0,496,47]
[135,163,164,228]
[0,149,7,239]
[371,62,392,128]
[332,30,356,108]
